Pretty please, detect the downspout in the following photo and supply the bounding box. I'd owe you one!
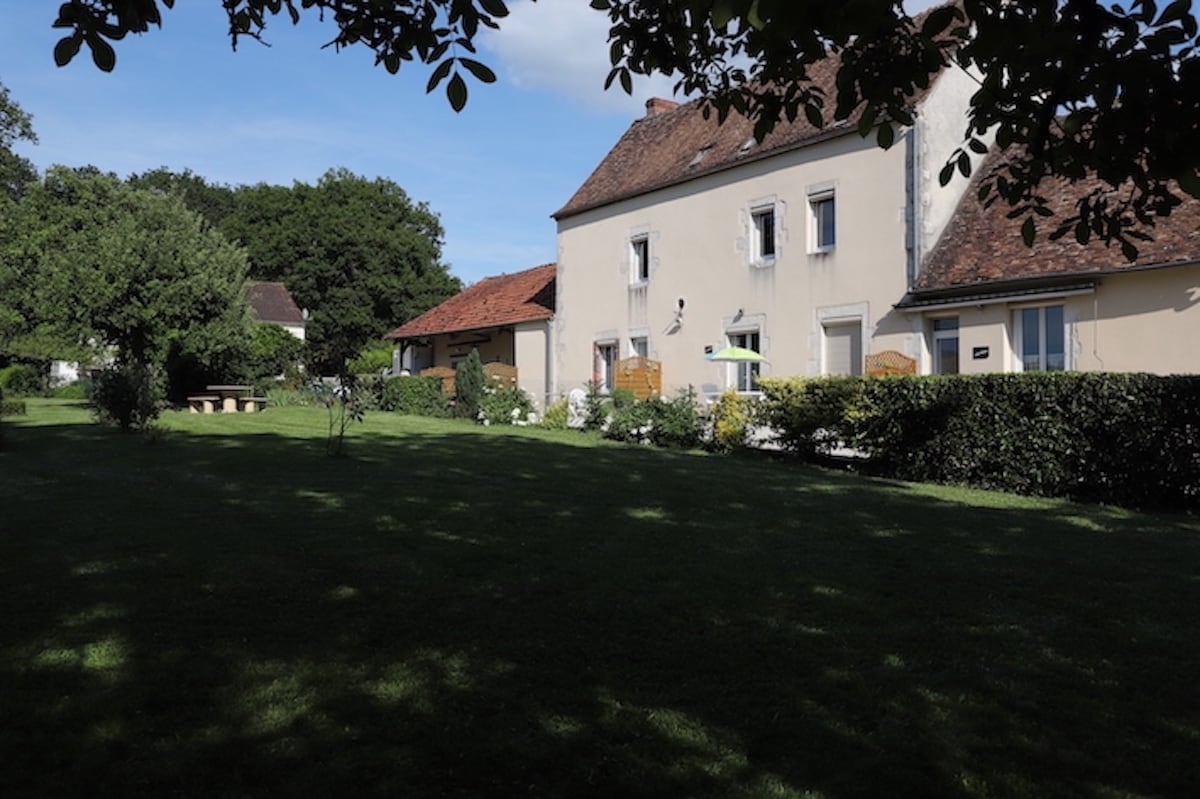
[906,117,923,288]
[545,316,556,410]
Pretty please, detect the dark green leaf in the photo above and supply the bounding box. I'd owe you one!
[876,121,894,149]
[88,35,116,72]
[53,35,81,67]
[447,73,468,112]
[956,150,972,178]
[426,58,454,92]
[478,0,509,18]
[1021,216,1036,247]
[458,58,496,84]
[938,161,955,187]
[804,104,823,129]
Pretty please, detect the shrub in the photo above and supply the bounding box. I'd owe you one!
[604,387,703,449]
[583,381,609,431]
[348,339,394,375]
[757,376,865,455]
[50,381,89,400]
[0,363,45,397]
[453,350,486,420]
[856,373,1200,509]
[708,389,753,452]
[91,361,165,432]
[380,375,448,417]
[478,385,535,425]
[541,398,569,430]
[266,387,315,407]
[244,323,306,381]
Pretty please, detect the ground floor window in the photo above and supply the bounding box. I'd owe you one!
[630,336,649,358]
[728,330,761,391]
[823,321,862,376]
[932,317,959,375]
[1015,305,1065,371]
[595,341,618,391]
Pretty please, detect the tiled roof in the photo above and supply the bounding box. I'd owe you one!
[554,6,956,220]
[915,152,1200,297]
[385,263,556,339]
[246,281,305,326]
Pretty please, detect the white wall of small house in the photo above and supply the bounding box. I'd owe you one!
[514,320,552,410]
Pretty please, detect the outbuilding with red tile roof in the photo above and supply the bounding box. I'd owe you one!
[385,264,557,407]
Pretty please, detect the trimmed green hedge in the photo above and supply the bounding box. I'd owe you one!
[380,375,448,417]
[759,373,1200,509]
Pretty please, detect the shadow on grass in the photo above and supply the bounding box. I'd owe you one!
[1,414,1198,797]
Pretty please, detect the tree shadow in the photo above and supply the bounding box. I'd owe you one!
[1,417,1198,797]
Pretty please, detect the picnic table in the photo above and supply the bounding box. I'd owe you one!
[187,385,268,414]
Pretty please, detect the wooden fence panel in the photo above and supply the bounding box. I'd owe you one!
[420,366,456,396]
[483,362,519,387]
[614,356,663,400]
[865,350,917,377]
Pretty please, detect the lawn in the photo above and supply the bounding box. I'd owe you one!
[1,400,1198,798]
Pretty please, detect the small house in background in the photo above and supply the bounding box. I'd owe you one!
[246,281,306,340]
[384,263,556,408]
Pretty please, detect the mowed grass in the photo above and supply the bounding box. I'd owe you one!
[1,400,1198,798]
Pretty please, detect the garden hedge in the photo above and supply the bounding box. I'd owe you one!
[759,373,1200,510]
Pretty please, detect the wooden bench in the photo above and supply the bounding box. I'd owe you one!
[187,395,219,414]
[238,396,269,413]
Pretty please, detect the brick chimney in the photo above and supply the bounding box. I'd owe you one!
[645,97,679,117]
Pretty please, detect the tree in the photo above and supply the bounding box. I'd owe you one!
[42,1,1200,257]
[0,81,37,199]
[126,167,239,228]
[0,167,251,424]
[218,169,460,373]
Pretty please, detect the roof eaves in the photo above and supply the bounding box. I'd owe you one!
[552,122,859,221]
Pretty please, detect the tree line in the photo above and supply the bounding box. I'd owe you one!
[0,82,460,421]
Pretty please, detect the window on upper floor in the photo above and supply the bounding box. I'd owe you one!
[1014,305,1066,371]
[630,236,650,284]
[809,189,836,253]
[751,206,776,265]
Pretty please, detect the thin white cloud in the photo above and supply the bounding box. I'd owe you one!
[482,0,678,115]
[486,0,956,115]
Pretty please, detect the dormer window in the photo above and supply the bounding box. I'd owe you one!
[689,144,713,168]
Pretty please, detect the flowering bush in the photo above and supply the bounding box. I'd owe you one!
[478,385,535,426]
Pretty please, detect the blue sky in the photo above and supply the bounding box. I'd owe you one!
[0,1,937,286]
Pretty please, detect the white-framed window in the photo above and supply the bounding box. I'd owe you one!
[630,235,650,284]
[630,336,649,358]
[595,341,619,391]
[932,317,960,375]
[809,188,836,253]
[751,206,776,265]
[1014,305,1066,371]
[823,320,862,376]
[728,330,761,391]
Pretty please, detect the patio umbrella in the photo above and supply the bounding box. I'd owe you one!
[706,346,767,363]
